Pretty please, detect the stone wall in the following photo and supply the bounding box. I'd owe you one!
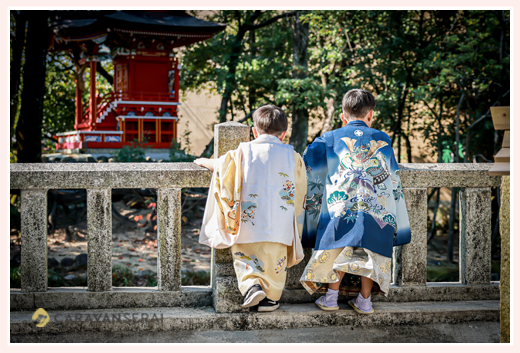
[10,122,502,312]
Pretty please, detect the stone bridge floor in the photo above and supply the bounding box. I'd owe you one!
[11,300,500,343]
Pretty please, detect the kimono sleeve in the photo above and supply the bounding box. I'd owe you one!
[301,137,328,248]
[199,149,243,249]
[388,152,411,246]
[293,151,307,239]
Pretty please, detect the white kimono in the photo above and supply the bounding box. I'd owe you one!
[200,134,306,267]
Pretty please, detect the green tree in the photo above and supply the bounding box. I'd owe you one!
[181,10,297,155]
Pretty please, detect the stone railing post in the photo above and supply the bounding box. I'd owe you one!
[393,188,427,286]
[20,189,48,293]
[211,122,250,313]
[499,176,510,343]
[87,188,112,291]
[157,188,182,291]
[459,187,492,285]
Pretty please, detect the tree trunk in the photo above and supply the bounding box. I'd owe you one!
[288,11,310,153]
[96,62,113,85]
[395,83,408,162]
[446,92,465,263]
[15,11,49,163]
[248,30,256,111]
[10,11,27,143]
[217,11,262,123]
[427,188,441,244]
[320,98,336,135]
[446,187,458,263]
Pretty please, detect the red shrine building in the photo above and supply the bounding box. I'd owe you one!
[49,11,225,152]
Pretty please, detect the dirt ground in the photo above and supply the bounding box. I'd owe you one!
[49,200,210,273]
[10,199,211,286]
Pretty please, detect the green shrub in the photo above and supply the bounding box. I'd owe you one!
[114,136,149,162]
[10,267,21,288]
[146,272,157,287]
[48,269,65,287]
[10,194,20,231]
[181,270,210,286]
[169,121,195,162]
[112,264,135,287]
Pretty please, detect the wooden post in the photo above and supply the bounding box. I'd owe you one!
[489,107,510,175]
[89,60,97,130]
[74,67,83,130]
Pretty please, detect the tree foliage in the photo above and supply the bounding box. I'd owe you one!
[181,10,509,162]
[10,10,510,163]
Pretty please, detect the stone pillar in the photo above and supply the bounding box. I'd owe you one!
[500,176,510,343]
[211,121,250,313]
[20,189,48,293]
[87,188,112,292]
[393,188,427,286]
[157,188,182,291]
[459,187,492,285]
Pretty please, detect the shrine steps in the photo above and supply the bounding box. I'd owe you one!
[10,300,500,343]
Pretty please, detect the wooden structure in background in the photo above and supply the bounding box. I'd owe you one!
[489,106,510,175]
[49,11,225,151]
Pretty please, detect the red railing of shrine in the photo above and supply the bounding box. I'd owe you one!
[80,91,179,125]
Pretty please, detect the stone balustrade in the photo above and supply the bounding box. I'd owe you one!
[10,122,502,313]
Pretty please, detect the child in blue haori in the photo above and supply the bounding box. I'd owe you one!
[300,89,411,314]
[196,105,306,312]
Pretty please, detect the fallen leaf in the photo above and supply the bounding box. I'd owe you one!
[129,248,136,251]
[138,258,143,262]
[118,243,123,246]
[139,268,144,271]
[146,214,151,221]
[118,257,123,259]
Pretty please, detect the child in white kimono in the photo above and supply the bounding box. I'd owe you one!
[195,105,306,312]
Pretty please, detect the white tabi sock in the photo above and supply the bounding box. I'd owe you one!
[323,288,339,306]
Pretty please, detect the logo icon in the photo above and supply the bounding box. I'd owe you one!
[354,129,363,137]
[32,308,50,327]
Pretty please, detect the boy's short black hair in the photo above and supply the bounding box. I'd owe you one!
[342,89,376,120]
[252,105,288,136]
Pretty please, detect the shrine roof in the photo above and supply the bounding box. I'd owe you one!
[49,11,226,53]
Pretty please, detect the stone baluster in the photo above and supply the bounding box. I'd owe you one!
[393,188,427,286]
[459,187,492,285]
[20,189,48,293]
[211,122,250,313]
[157,188,182,291]
[87,188,112,291]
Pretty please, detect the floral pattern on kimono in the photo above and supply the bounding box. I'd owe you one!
[300,246,392,296]
[232,242,288,301]
[301,120,411,258]
[200,133,307,269]
[279,178,295,210]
